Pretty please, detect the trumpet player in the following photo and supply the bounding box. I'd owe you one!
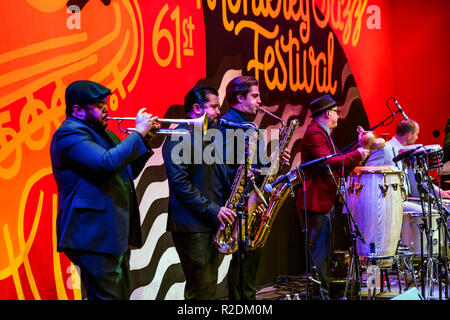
[50,80,156,300]
[162,86,236,300]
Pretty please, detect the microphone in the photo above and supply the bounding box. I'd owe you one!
[392,145,422,163]
[298,153,339,169]
[393,98,408,121]
[264,153,339,192]
[218,119,256,130]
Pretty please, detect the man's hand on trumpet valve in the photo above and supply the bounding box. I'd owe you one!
[135,108,158,137]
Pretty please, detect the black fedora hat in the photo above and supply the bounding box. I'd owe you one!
[310,94,338,117]
[65,80,111,108]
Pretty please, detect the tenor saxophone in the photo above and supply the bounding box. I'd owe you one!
[214,130,259,254]
[247,117,299,251]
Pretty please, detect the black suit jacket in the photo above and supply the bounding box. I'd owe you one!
[219,108,264,186]
[162,124,231,232]
[50,117,152,255]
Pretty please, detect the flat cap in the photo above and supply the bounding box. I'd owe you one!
[65,80,111,107]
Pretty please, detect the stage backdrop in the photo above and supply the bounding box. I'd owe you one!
[0,0,448,299]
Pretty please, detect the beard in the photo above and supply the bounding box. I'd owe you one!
[208,116,219,129]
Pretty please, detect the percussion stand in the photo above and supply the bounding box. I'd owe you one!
[323,163,365,300]
[417,179,450,299]
[413,158,447,299]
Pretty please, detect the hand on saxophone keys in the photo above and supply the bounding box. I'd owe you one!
[217,207,236,228]
[248,192,267,217]
[280,149,291,167]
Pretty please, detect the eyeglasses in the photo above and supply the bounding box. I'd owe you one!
[329,109,341,116]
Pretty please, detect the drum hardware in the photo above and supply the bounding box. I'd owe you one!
[400,182,407,201]
[379,184,389,197]
[354,183,363,197]
[398,146,449,299]
[348,181,355,195]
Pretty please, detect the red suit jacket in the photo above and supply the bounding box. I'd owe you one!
[296,120,362,214]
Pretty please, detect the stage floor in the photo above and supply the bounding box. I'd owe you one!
[255,269,449,301]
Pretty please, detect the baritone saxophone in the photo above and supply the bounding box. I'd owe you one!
[247,118,299,251]
[214,130,259,255]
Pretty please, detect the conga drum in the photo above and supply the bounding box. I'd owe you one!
[345,166,405,257]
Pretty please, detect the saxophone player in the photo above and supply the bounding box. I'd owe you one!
[219,75,291,300]
[162,86,236,300]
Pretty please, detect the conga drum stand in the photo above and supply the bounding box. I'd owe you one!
[413,157,449,300]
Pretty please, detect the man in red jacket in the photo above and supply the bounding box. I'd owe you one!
[296,94,369,298]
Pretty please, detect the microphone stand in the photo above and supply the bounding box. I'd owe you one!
[415,158,449,299]
[413,155,449,300]
[413,164,429,298]
[341,109,404,153]
[235,134,250,301]
[322,163,365,300]
[286,169,325,300]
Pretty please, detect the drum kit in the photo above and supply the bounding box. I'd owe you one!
[344,144,449,299]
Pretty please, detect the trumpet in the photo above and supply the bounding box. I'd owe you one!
[107,113,208,135]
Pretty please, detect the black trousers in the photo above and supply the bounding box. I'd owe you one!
[301,206,335,292]
[64,249,131,300]
[172,231,220,300]
[227,249,262,300]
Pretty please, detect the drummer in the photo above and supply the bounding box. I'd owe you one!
[365,119,450,210]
